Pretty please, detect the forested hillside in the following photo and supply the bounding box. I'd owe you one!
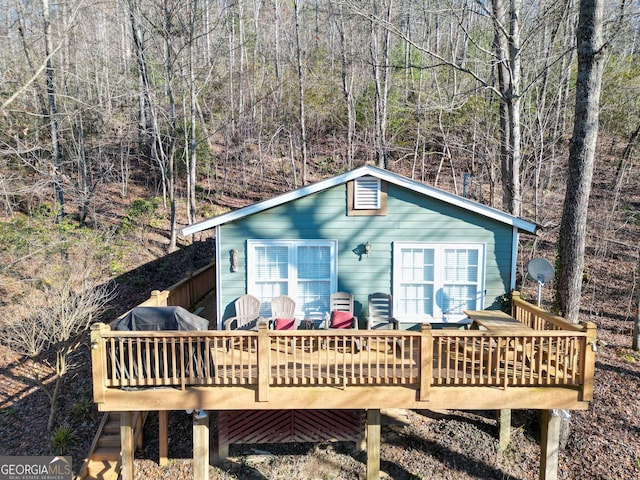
[1,1,640,479]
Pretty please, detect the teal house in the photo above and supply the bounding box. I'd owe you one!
[181,166,538,329]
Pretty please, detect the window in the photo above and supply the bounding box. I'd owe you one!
[248,240,337,318]
[393,242,485,322]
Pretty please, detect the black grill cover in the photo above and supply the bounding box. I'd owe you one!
[114,306,209,331]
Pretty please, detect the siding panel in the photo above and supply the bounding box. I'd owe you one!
[218,183,514,326]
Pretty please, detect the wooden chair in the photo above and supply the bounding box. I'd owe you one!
[365,292,399,351]
[325,292,359,351]
[223,294,263,351]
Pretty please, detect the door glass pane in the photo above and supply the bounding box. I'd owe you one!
[298,246,330,278]
[254,246,289,315]
[255,246,288,279]
[442,248,480,315]
[444,249,478,282]
[398,283,434,316]
[298,281,330,317]
[298,245,331,316]
[442,285,476,314]
[397,248,435,316]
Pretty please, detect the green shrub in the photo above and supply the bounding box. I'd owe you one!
[51,424,76,455]
[120,198,160,235]
[71,395,95,420]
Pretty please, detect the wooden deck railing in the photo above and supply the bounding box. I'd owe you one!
[91,318,596,406]
[511,291,584,331]
[122,262,215,314]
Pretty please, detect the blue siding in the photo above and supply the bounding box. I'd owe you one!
[218,183,513,325]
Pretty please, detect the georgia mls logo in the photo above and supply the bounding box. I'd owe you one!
[0,456,72,480]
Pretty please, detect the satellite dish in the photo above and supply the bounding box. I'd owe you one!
[527,258,554,307]
[527,258,555,284]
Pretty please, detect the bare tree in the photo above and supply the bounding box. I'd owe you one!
[491,0,523,216]
[335,3,356,169]
[186,0,200,225]
[294,0,309,185]
[1,277,115,431]
[369,0,393,169]
[635,256,640,351]
[555,0,605,322]
[42,0,64,219]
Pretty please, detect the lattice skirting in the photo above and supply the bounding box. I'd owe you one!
[217,409,364,458]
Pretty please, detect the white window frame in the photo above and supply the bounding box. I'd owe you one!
[247,239,338,318]
[392,242,485,323]
[354,176,381,209]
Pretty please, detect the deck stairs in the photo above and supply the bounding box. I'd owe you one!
[76,411,147,480]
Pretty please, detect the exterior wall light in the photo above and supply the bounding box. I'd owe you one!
[363,242,372,256]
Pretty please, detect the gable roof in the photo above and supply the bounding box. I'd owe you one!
[180,165,539,236]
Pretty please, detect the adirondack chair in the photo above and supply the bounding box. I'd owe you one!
[268,295,299,349]
[365,292,400,352]
[223,294,263,351]
[366,293,399,330]
[268,295,299,330]
[325,291,359,351]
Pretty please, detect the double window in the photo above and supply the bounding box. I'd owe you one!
[393,242,485,322]
[247,240,337,318]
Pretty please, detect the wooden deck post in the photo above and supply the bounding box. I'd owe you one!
[539,409,561,480]
[159,410,168,466]
[366,409,381,480]
[90,323,108,404]
[581,322,597,401]
[358,411,367,452]
[120,411,134,480]
[193,412,210,480]
[498,408,511,452]
[419,322,432,401]
[257,322,270,402]
[511,291,521,314]
[150,289,169,306]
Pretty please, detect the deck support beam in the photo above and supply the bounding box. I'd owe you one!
[159,410,168,466]
[193,412,210,480]
[366,409,381,480]
[120,411,134,480]
[498,409,511,452]
[539,409,561,480]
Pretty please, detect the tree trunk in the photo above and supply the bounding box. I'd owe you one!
[634,255,640,351]
[42,0,65,219]
[164,0,178,252]
[337,4,355,169]
[556,0,604,323]
[492,0,522,217]
[47,374,62,431]
[369,0,392,170]
[187,0,199,226]
[293,0,308,185]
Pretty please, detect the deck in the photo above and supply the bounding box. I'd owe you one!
[84,264,596,480]
[91,318,594,413]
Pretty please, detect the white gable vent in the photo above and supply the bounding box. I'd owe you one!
[354,176,381,209]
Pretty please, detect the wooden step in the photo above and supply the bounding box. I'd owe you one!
[97,434,120,448]
[91,447,120,462]
[77,411,148,479]
[103,414,121,435]
[85,459,117,480]
[103,421,120,434]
